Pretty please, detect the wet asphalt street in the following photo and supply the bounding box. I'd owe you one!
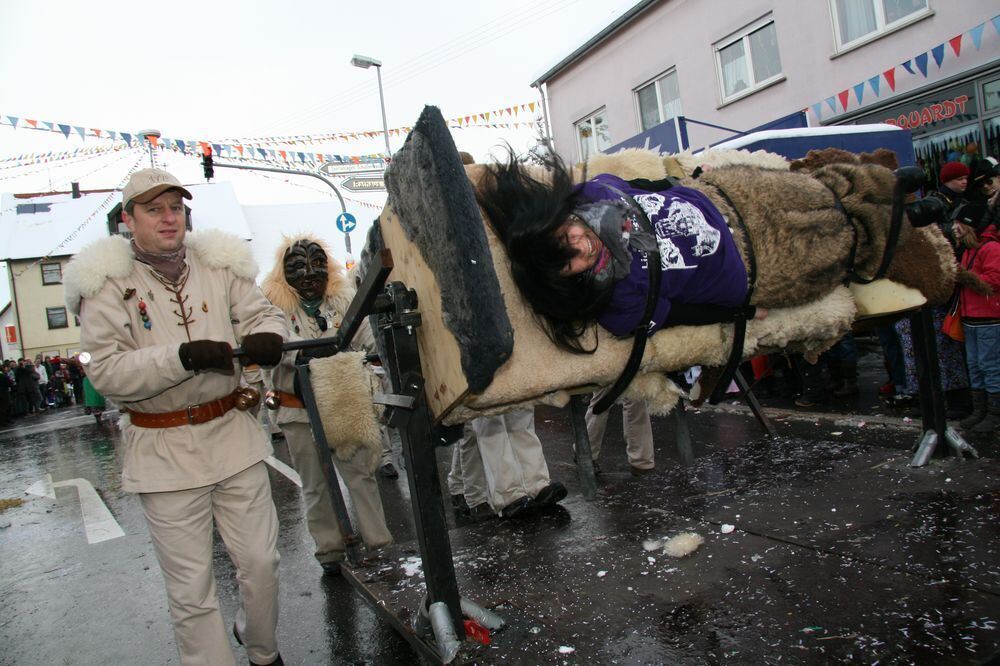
[1,348,998,665]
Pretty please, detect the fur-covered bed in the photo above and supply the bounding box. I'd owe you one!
[370,107,956,425]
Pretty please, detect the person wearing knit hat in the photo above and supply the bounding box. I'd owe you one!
[939,161,970,192]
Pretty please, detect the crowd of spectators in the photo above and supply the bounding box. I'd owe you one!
[1,354,87,426]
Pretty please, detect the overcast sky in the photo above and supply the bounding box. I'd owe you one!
[1,0,639,199]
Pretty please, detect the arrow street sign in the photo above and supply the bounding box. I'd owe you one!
[336,212,357,233]
[340,176,386,192]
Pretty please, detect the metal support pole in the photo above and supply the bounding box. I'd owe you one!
[211,161,348,214]
[378,282,465,642]
[673,401,695,467]
[569,393,598,501]
[734,369,777,437]
[375,65,392,157]
[295,363,362,566]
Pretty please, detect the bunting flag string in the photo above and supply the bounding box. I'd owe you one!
[0,101,541,169]
[0,146,134,183]
[810,13,1000,121]
[0,143,126,168]
[213,102,539,146]
[13,150,149,278]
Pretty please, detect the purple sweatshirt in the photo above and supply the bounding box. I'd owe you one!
[574,174,748,336]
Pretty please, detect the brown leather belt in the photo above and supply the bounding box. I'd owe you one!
[274,390,304,409]
[126,391,239,428]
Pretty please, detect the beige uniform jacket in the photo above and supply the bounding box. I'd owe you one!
[73,235,288,493]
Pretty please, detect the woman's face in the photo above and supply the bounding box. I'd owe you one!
[557,218,605,276]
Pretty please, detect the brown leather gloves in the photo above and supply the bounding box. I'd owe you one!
[240,332,284,367]
[179,340,234,372]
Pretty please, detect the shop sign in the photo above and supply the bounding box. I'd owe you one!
[884,94,970,130]
[853,82,978,137]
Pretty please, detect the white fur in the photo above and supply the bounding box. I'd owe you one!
[308,352,382,472]
[643,532,704,558]
[63,229,257,315]
[674,148,790,174]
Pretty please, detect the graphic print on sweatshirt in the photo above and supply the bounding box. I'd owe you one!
[635,194,722,271]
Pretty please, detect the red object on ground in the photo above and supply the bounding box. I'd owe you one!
[463,619,491,646]
[750,355,772,380]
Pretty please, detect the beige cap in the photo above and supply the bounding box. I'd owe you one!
[122,168,193,207]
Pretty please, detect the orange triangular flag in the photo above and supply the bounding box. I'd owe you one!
[528,102,536,112]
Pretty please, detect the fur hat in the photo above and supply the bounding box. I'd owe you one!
[260,234,348,314]
[939,161,970,184]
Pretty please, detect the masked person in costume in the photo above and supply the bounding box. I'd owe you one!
[66,169,288,666]
[262,235,392,574]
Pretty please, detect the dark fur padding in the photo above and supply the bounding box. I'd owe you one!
[693,166,856,307]
[384,106,514,392]
[692,162,955,309]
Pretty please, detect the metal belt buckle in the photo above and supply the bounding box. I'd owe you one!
[186,403,201,425]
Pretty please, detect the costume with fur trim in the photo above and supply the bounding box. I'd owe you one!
[261,234,391,558]
[70,227,285,494]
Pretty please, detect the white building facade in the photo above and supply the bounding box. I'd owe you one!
[533,0,1000,178]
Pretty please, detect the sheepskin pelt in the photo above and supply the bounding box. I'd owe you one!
[260,234,349,315]
[673,147,791,174]
[309,351,382,471]
[64,229,257,316]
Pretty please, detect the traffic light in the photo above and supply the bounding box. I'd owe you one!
[202,147,214,181]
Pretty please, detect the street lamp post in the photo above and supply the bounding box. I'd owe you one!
[350,54,392,157]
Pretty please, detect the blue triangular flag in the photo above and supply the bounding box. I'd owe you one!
[175,139,186,153]
[868,75,881,97]
[970,23,985,50]
[7,115,18,128]
[992,15,1000,37]
[108,130,117,142]
[298,152,305,162]
[121,132,132,146]
[901,59,915,75]
[931,43,945,67]
[257,147,267,159]
[853,82,865,105]
[212,143,222,155]
[74,126,86,140]
[825,97,837,113]
[915,53,929,77]
[58,124,71,138]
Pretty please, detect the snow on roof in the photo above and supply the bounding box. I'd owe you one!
[708,123,905,152]
[0,181,251,262]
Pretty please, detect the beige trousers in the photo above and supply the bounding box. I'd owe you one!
[446,423,490,509]
[139,462,279,666]
[473,409,551,510]
[282,422,392,561]
[586,390,655,470]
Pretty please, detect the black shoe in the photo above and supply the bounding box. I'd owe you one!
[467,503,496,522]
[630,465,655,476]
[321,560,343,576]
[499,495,534,519]
[450,494,470,514]
[533,482,567,506]
[379,462,399,479]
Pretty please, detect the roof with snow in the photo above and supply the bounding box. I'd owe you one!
[0,182,252,262]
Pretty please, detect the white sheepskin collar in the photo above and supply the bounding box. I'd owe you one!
[64,229,258,315]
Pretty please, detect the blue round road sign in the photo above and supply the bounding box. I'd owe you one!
[336,212,357,233]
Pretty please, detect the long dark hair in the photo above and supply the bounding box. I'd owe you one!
[476,150,612,353]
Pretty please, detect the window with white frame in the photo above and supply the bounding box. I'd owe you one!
[715,17,783,103]
[635,69,683,132]
[575,108,611,161]
[831,0,929,50]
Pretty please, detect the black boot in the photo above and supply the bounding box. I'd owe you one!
[969,392,1000,434]
[959,389,988,429]
[832,361,859,397]
[945,388,971,420]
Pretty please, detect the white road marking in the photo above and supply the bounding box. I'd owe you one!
[25,474,125,544]
[265,456,302,487]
